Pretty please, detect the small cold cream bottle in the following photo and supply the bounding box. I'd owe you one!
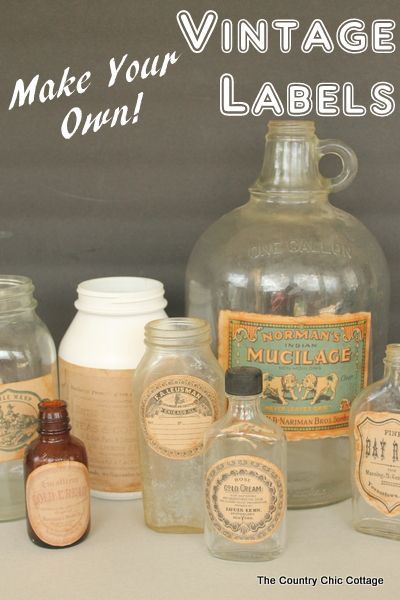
[204,367,286,561]
[351,344,400,540]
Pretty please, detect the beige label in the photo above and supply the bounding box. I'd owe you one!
[59,359,139,493]
[140,375,219,460]
[205,455,286,544]
[354,411,400,516]
[0,373,56,463]
[26,461,90,547]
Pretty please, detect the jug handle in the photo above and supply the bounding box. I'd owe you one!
[318,139,358,193]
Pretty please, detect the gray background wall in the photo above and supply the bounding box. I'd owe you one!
[0,0,399,344]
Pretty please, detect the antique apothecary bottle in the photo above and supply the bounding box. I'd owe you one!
[59,277,167,500]
[24,400,90,548]
[186,120,389,508]
[351,344,400,540]
[0,276,57,522]
[204,367,286,561]
[134,317,224,532]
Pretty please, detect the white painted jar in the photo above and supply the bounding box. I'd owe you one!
[58,277,167,500]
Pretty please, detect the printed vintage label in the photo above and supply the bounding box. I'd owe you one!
[0,373,56,463]
[139,375,219,460]
[205,455,285,544]
[219,311,370,441]
[354,411,400,516]
[59,359,139,493]
[26,461,90,547]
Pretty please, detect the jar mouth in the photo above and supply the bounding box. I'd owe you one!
[267,119,315,137]
[145,317,211,346]
[75,277,167,315]
[0,275,36,313]
[385,344,400,367]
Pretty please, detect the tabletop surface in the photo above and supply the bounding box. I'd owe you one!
[0,497,397,600]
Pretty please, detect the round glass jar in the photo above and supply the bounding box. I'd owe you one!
[134,317,225,533]
[0,275,57,522]
[58,277,168,500]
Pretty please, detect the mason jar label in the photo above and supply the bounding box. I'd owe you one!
[139,375,218,460]
[354,411,400,516]
[26,461,90,547]
[59,359,139,494]
[219,311,371,441]
[0,373,56,463]
[205,455,285,544]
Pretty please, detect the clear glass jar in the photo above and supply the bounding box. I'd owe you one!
[0,276,57,522]
[350,344,400,540]
[134,318,225,532]
[204,367,286,561]
[186,120,389,509]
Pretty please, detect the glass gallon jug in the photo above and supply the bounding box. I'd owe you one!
[0,276,57,521]
[186,120,390,508]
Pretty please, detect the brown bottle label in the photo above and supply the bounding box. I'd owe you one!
[26,461,90,547]
[354,411,400,516]
[219,310,371,441]
[139,375,219,460]
[205,455,286,544]
[59,359,139,493]
[0,373,56,463]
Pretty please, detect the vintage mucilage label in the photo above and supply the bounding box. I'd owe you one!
[205,455,285,544]
[0,373,56,463]
[140,375,218,460]
[354,411,400,516]
[219,311,371,441]
[26,461,90,547]
[59,359,139,493]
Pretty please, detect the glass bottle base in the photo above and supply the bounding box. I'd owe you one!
[0,461,26,522]
[354,518,400,541]
[288,490,350,509]
[146,523,203,534]
[209,548,282,562]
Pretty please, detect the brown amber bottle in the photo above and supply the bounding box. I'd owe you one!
[24,400,90,548]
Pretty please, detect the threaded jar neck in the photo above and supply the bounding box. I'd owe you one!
[384,344,400,369]
[0,275,37,314]
[38,400,71,435]
[145,317,211,348]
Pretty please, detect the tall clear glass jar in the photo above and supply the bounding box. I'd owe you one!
[134,318,225,532]
[186,120,389,509]
[350,344,400,540]
[0,276,57,521]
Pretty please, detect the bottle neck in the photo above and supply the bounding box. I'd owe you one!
[0,276,37,316]
[384,364,400,388]
[250,131,329,203]
[38,400,71,437]
[226,394,261,420]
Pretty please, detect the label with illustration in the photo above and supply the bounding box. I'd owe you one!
[0,373,56,463]
[354,411,400,516]
[219,311,371,441]
[26,461,90,547]
[59,359,139,493]
[140,375,219,460]
[205,455,285,544]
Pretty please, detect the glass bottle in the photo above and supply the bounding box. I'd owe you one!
[204,367,286,561]
[351,344,400,540]
[134,317,225,532]
[24,400,90,548]
[0,275,57,522]
[186,120,389,509]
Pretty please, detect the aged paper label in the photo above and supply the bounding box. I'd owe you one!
[0,373,56,463]
[26,461,90,547]
[219,311,370,441]
[59,359,139,493]
[139,375,219,460]
[354,411,400,516]
[205,455,285,543]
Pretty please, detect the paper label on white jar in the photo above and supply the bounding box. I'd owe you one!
[139,375,219,460]
[26,461,90,547]
[59,359,139,493]
[205,455,286,544]
[0,373,56,463]
[354,411,400,516]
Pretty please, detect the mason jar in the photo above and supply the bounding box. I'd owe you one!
[0,275,57,522]
[134,317,225,532]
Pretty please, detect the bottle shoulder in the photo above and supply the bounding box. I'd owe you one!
[351,379,400,417]
[205,414,285,445]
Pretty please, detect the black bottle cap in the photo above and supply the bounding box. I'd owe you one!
[225,367,263,396]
